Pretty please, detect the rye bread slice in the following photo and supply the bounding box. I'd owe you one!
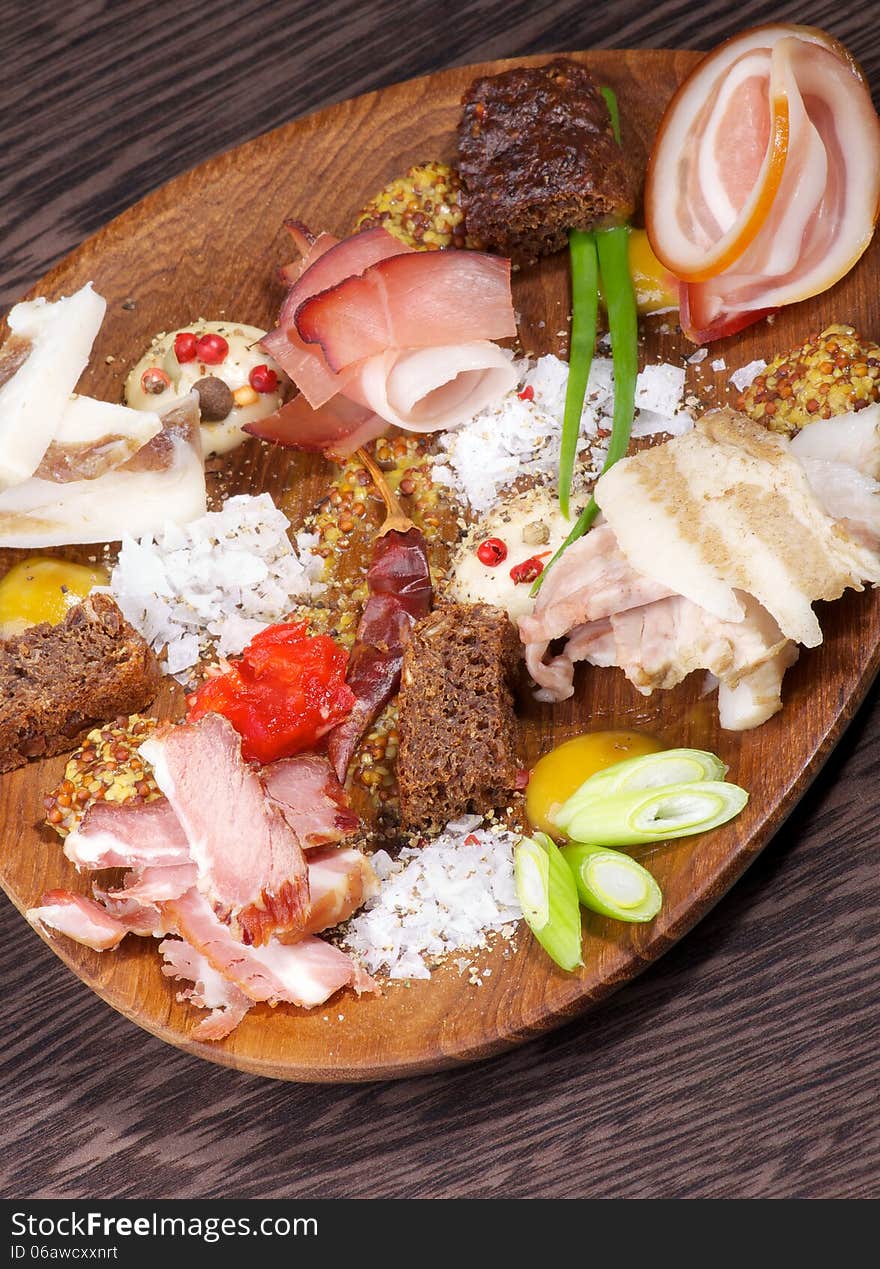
[0,593,160,774]
[458,58,636,266]
[397,603,520,830]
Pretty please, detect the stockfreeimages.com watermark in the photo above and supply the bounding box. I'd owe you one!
[10,1211,317,1249]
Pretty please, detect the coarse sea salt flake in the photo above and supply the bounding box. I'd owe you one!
[109,492,324,680]
[344,821,522,979]
[730,360,767,393]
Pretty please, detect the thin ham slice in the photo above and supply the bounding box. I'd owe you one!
[111,864,199,904]
[140,713,310,946]
[262,227,414,407]
[159,938,253,1041]
[165,889,374,1009]
[261,754,360,848]
[294,250,516,373]
[242,390,388,460]
[27,890,133,951]
[64,798,191,871]
[349,343,518,433]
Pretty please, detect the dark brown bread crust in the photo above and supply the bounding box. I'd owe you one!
[397,603,520,831]
[458,58,636,266]
[0,593,161,774]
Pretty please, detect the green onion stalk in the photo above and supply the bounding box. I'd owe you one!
[538,85,637,596]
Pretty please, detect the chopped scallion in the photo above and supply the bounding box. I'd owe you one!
[563,843,662,923]
[514,832,584,972]
[565,748,728,804]
[558,231,599,519]
[554,781,748,847]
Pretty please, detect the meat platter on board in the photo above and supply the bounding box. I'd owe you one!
[1,32,879,1081]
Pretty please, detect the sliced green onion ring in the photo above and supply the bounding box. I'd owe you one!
[566,748,728,805]
[514,832,584,972]
[563,843,662,923]
[555,781,748,847]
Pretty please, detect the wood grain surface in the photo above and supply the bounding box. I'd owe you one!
[1,0,878,1198]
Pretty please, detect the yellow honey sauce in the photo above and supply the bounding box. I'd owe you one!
[526,730,664,838]
[0,556,108,639]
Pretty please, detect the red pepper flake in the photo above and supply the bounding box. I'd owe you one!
[515,768,530,790]
[186,621,354,765]
[463,833,481,846]
[517,385,535,401]
[509,551,551,584]
[249,363,278,394]
[140,367,170,394]
[476,537,508,566]
[173,331,198,363]
[195,332,229,365]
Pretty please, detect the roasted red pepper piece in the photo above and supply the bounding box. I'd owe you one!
[326,527,432,781]
[186,622,355,765]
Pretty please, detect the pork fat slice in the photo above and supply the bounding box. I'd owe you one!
[28,890,136,952]
[0,284,106,490]
[0,394,206,548]
[595,410,880,647]
[140,713,310,946]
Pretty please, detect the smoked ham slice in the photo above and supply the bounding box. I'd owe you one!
[293,250,516,372]
[261,754,360,848]
[645,25,880,341]
[28,890,138,951]
[64,799,191,871]
[140,713,310,946]
[243,391,388,460]
[261,227,414,408]
[159,939,253,1041]
[163,889,374,1009]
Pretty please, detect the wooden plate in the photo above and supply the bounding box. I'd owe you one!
[2,49,879,1082]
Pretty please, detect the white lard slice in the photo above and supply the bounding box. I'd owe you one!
[0,283,106,489]
[0,394,206,547]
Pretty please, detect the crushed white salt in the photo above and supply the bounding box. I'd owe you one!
[711,357,727,372]
[687,347,708,365]
[730,360,767,393]
[343,817,522,980]
[108,493,324,678]
[431,354,692,512]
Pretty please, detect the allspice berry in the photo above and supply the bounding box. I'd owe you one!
[193,375,234,421]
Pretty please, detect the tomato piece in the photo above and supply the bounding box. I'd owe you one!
[187,622,354,765]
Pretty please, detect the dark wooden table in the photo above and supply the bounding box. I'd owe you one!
[1,0,878,1200]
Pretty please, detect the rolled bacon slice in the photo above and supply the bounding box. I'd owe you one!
[140,713,310,946]
[645,24,880,342]
[294,249,516,373]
